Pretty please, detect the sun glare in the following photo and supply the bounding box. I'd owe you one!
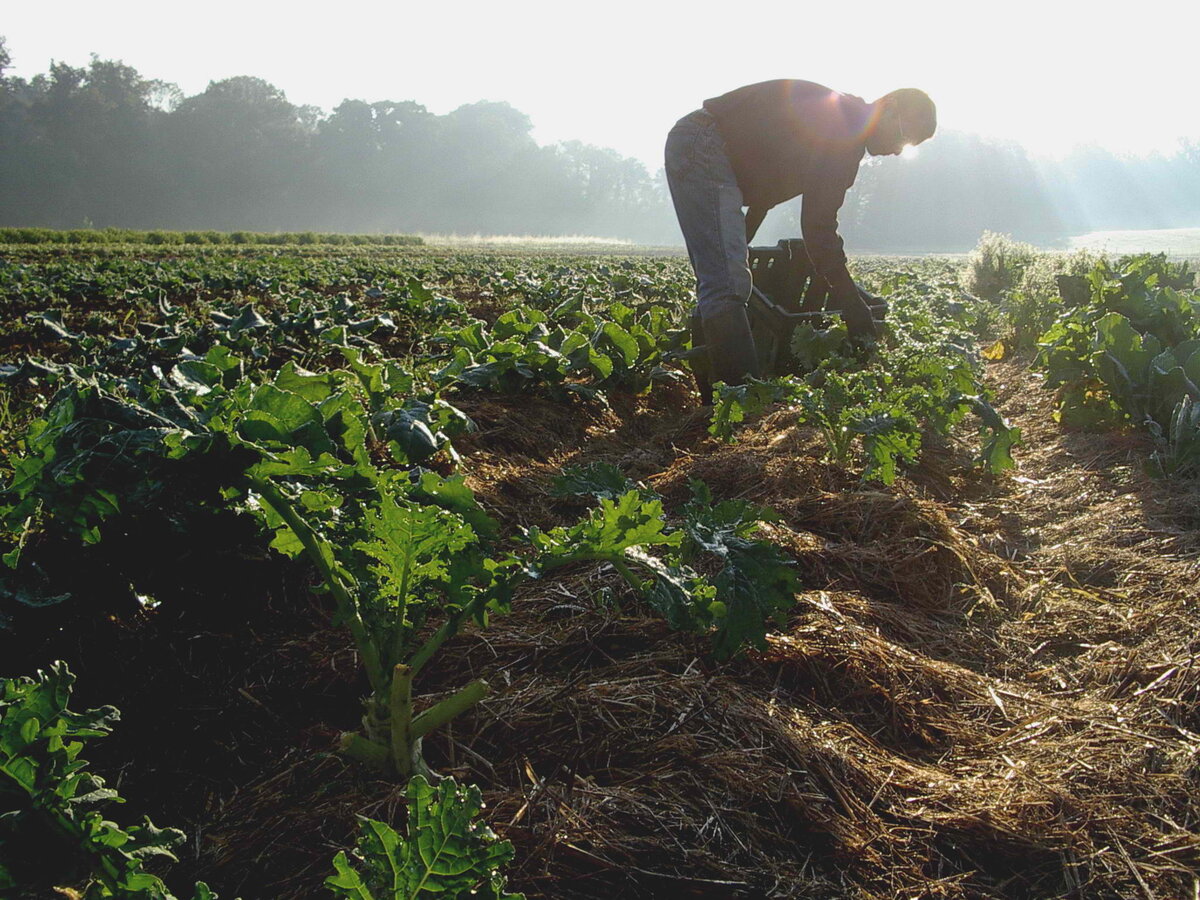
[900,144,919,160]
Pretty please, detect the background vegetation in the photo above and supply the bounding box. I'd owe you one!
[3,36,1198,249]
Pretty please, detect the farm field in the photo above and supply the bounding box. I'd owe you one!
[1066,226,1200,260]
[2,241,1199,899]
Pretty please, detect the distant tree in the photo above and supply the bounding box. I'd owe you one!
[832,131,1066,251]
[159,76,315,229]
[554,141,670,238]
[431,101,539,232]
[312,99,441,231]
[0,55,170,226]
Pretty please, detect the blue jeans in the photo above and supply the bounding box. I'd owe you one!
[664,109,752,323]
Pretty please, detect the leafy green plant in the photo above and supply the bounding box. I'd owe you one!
[430,303,685,399]
[0,662,222,899]
[0,355,509,779]
[326,776,522,900]
[1034,255,1200,472]
[551,461,642,500]
[677,482,800,657]
[249,471,514,779]
[1151,396,1200,476]
[706,281,1021,484]
[541,471,800,657]
[708,378,802,442]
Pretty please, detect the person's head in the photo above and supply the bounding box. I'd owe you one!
[866,89,936,156]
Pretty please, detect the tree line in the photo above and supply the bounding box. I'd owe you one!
[2,38,1198,249]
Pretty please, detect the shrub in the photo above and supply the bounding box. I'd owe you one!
[963,231,1039,301]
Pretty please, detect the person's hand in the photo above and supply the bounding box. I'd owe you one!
[837,293,879,339]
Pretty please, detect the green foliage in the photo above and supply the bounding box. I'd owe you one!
[0,228,423,247]
[1032,254,1200,473]
[0,663,221,899]
[679,482,799,657]
[326,776,522,900]
[431,301,686,398]
[0,347,504,777]
[248,470,511,778]
[551,461,642,500]
[971,397,1022,474]
[708,275,1021,484]
[529,480,799,659]
[525,490,682,570]
[708,378,802,442]
[1151,396,1200,476]
[992,248,1101,352]
[789,319,854,371]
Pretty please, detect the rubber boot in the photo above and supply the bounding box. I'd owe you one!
[702,303,760,387]
[689,309,713,399]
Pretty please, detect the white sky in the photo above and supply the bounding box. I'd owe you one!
[4,0,1199,169]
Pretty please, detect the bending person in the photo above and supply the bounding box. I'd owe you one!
[665,80,936,386]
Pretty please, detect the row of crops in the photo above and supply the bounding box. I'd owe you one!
[971,233,1200,475]
[1,240,1197,897]
[0,228,424,246]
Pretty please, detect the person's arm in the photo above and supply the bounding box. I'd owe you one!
[744,205,769,243]
[800,181,876,337]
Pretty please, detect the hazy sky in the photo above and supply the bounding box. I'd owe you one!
[5,0,1198,170]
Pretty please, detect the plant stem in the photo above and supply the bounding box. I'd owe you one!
[410,680,489,739]
[247,475,385,695]
[610,558,641,589]
[339,732,391,770]
[390,664,414,778]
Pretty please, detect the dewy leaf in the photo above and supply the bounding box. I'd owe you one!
[225,303,270,336]
[710,542,798,659]
[325,776,523,900]
[627,548,715,634]
[377,408,440,463]
[27,310,81,341]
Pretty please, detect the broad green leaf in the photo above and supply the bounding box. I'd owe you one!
[0,663,215,899]
[551,462,642,501]
[601,322,640,367]
[325,776,523,900]
[681,485,798,657]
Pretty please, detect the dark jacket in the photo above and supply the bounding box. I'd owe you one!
[703,80,870,302]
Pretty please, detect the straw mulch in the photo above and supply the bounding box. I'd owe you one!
[186,361,1200,899]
